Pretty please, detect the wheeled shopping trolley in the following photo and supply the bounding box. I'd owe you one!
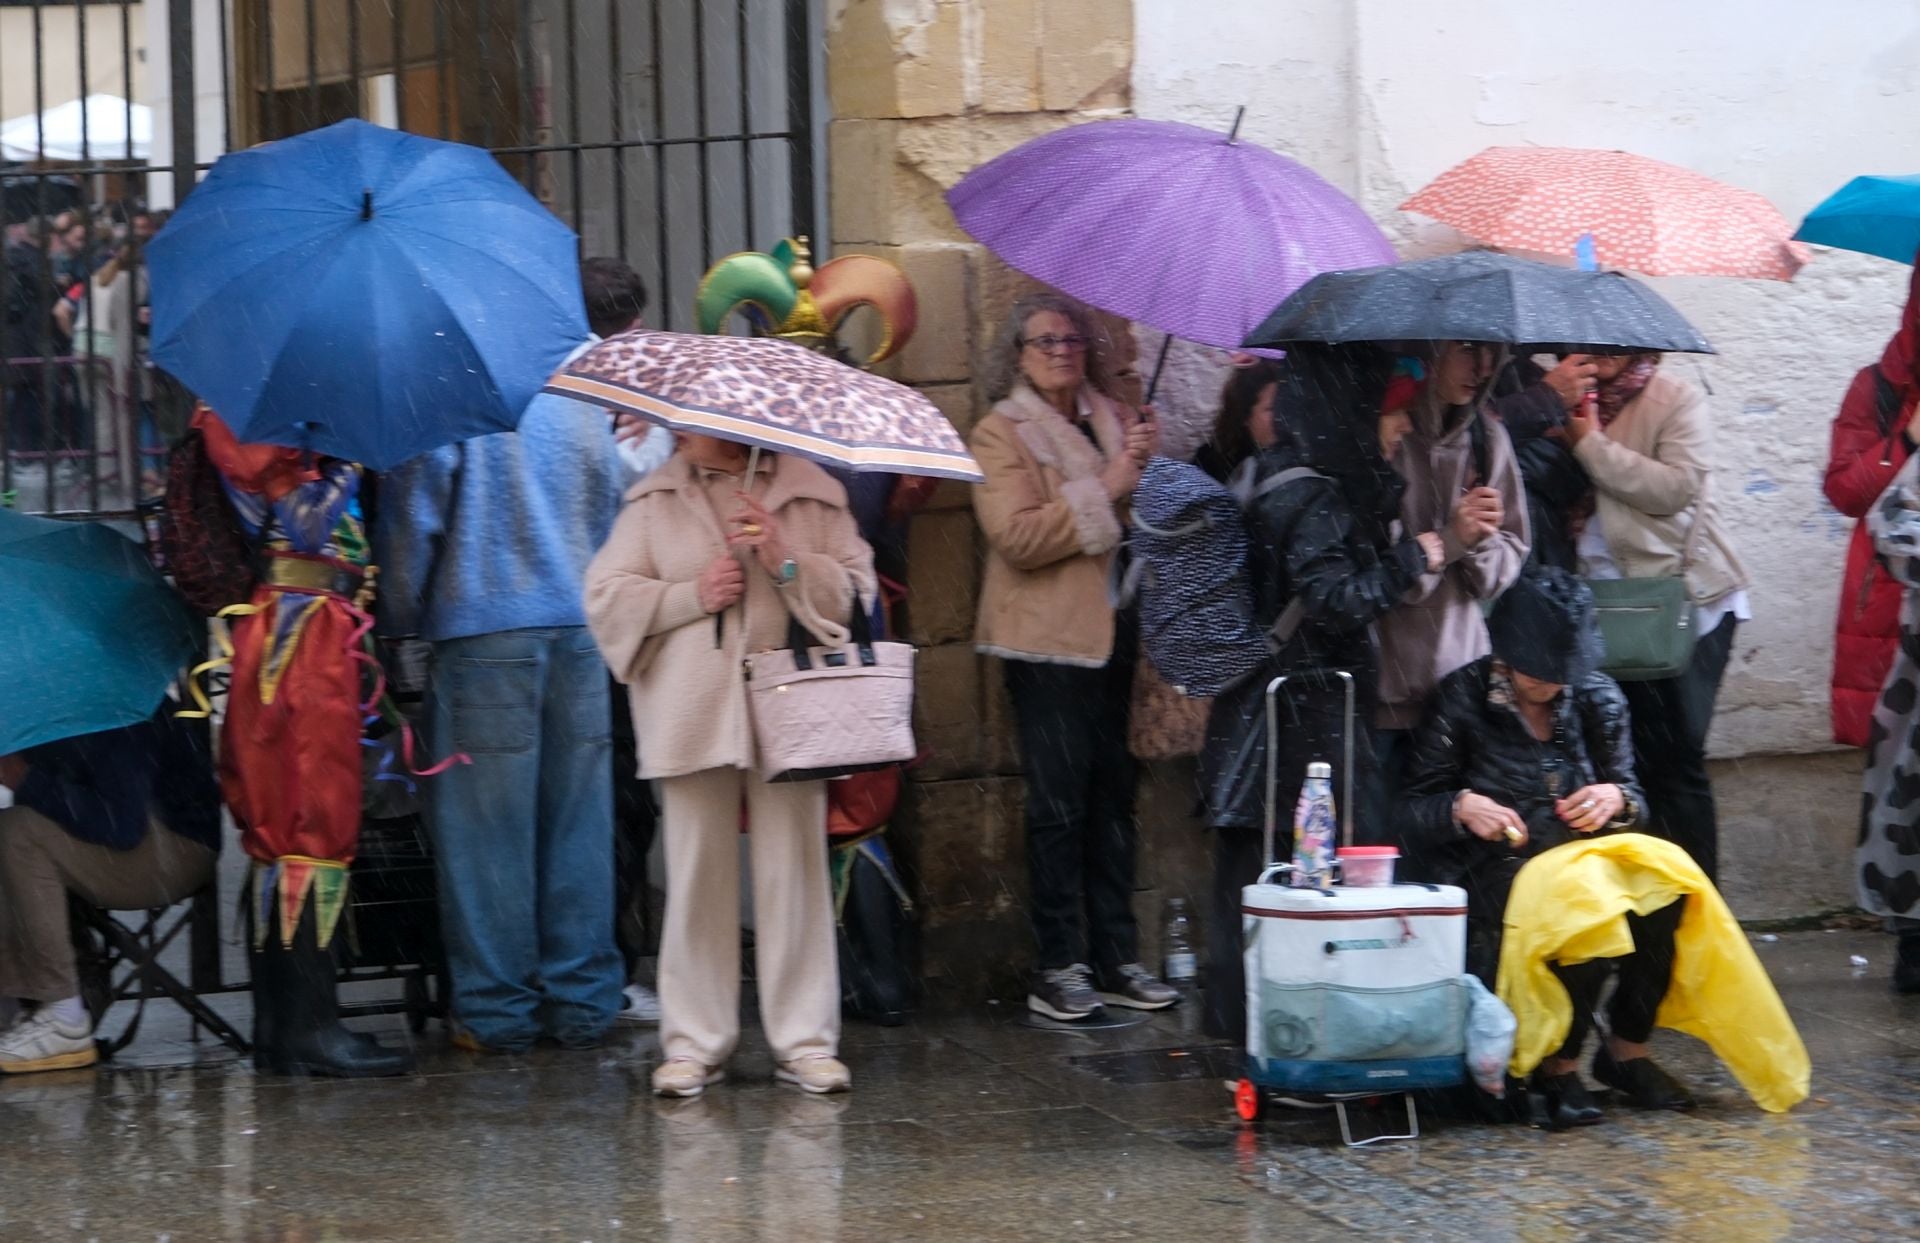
[1233,671,1470,1146]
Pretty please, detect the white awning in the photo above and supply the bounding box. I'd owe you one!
[0,95,153,164]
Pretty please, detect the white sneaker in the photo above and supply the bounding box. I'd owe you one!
[0,1009,97,1074]
[618,983,661,1025]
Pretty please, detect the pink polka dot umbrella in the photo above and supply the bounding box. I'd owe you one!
[1401,147,1810,281]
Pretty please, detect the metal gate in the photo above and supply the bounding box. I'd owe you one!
[2,0,820,518]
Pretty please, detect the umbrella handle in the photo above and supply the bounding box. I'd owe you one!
[1143,335,1173,405]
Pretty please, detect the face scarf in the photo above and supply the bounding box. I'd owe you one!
[1593,354,1661,426]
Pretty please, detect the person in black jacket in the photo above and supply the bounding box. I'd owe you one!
[1401,568,1693,1127]
[1197,344,1442,1040]
[1488,353,1598,572]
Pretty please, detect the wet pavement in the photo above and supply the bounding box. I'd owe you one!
[1,928,1915,1242]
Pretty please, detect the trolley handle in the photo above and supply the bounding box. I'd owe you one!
[1261,669,1356,873]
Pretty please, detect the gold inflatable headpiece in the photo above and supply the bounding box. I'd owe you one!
[694,237,919,367]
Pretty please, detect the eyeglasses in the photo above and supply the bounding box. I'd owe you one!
[1020,334,1091,355]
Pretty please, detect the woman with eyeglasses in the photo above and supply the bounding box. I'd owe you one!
[969,291,1177,1023]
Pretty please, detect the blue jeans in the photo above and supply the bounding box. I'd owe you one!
[423,627,622,1048]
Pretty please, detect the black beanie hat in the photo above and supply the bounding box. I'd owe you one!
[1487,567,1605,685]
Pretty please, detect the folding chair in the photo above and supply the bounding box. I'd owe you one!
[69,883,250,1060]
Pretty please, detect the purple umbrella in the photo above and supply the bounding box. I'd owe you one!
[947,114,1396,364]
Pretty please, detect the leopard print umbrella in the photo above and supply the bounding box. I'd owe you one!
[547,329,981,482]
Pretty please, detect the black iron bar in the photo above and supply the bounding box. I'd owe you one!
[785,0,814,242]
[650,0,668,328]
[390,0,408,132]
[692,0,711,265]
[564,0,582,233]
[737,0,754,246]
[607,0,627,254]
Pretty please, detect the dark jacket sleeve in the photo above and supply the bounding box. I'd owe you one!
[1265,478,1427,633]
[1490,379,1567,443]
[12,727,156,850]
[1574,673,1648,826]
[1400,671,1478,847]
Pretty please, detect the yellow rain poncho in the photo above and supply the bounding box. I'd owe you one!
[1496,833,1809,1113]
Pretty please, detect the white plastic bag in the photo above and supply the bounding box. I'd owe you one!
[1462,974,1517,1097]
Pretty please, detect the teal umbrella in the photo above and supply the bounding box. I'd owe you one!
[1794,175,1920,264]
[0,511,198,755]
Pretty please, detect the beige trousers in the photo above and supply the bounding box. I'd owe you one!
[0,807,217,1001]
[656,766,837,1066]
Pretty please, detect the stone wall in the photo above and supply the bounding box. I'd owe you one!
[824,0,1138,996]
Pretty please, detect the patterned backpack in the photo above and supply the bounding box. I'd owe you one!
[1115,456,1324,697]
[156,428,261,615]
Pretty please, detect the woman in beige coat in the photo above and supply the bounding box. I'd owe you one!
[585,433,875,1097]
[1562,355,1751,882]
[970,292,1178,1024]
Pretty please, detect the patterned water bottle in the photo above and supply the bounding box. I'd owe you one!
[1291,762,1336,888]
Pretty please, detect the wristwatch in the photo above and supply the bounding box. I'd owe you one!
[773,557,799,586]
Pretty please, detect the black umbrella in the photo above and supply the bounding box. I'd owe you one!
[2,173,84,225]
[1243,250,1714,355]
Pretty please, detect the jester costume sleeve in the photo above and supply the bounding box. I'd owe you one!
[193,409,395,952]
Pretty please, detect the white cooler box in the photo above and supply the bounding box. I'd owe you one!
[1242,880,1470,1095]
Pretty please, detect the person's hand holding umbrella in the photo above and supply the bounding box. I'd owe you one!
[696,554,747,615]
[0,754,27,789]
[726,492,793,580]
[1541,354,1599,410]
[1452,487,1505,548]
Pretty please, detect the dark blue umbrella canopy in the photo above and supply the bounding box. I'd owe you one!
[149,119,587,469]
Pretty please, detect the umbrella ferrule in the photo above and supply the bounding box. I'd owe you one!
[361,190,373,221]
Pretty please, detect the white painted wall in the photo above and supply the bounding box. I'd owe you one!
[1134,0,1920,756]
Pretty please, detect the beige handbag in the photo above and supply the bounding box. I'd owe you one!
[746,603,917,782]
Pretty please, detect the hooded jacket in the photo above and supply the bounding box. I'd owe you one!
[1200,346,1429,831]
[1375,384,1532,730]
[1824,262,1920,746]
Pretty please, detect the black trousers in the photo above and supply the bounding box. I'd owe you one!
[1004,631,1140,975]
[1621,616,1737,883]
[609,675,657,980]
[1203,825,1263,1040]
[1549,898,1683,1059]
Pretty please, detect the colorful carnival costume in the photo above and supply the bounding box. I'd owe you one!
[194,408,416,1077]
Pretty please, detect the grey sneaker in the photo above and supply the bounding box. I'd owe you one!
[1028,964,1102,1021]
[1097,963,1180,1011]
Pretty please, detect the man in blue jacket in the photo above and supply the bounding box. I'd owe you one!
[375,258,650,1052]
[0,707,221,1072]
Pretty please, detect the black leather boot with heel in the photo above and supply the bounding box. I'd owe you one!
[250,901,414,1078]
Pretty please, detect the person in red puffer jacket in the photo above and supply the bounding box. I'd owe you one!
[1825,263,1920,747]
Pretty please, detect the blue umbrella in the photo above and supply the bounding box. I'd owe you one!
[0,510,199,755]
[1794,175,1920,264]
[148,119,587,469]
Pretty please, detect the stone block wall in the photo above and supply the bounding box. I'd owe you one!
[825,0,1141,997]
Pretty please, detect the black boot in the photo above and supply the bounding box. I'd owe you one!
[1531,1069,1604,1129]
[250,901,414,1078]
[1894,932,1920,996]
